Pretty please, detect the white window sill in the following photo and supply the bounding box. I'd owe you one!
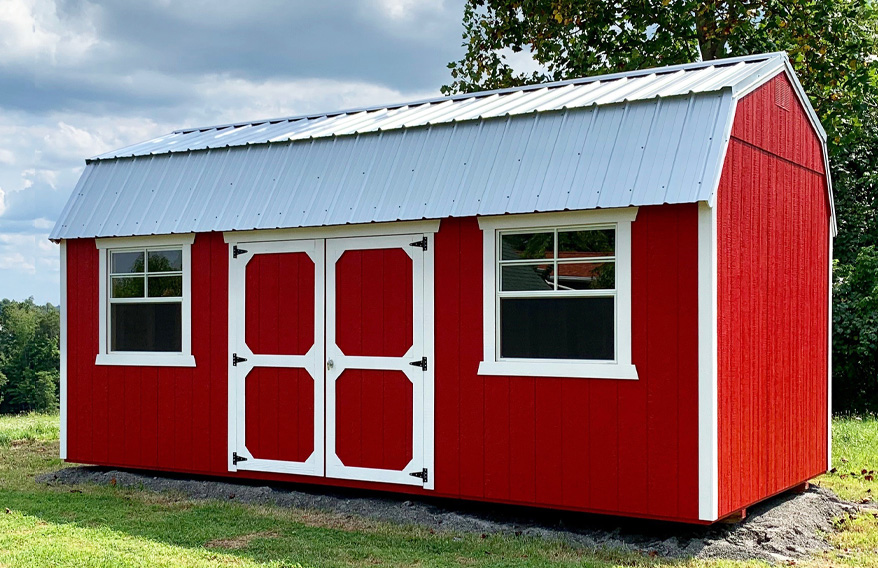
[478,360,639,380]
[95,353,197,367]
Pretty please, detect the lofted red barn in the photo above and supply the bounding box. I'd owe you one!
[52,52,833,523]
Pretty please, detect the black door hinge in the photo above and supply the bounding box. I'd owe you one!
[232,353,248,366]
[409,468,428,483]
[409,236,428,251]
[409,357,427,371]
[233,245,248,258]
[232,452,248,465]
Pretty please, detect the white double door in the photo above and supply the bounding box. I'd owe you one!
[227,234,433,488]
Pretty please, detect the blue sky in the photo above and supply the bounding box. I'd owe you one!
[0,0,485,304]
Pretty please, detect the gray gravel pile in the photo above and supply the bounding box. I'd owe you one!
[37,467,863,563]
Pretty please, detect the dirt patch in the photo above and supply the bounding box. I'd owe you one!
[205,530,279,550]
[37,467,867,564]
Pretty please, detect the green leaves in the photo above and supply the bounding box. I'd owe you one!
[0,299,60,414]
[834,247,878,413]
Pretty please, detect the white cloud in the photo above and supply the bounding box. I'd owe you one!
[0,0,100,66]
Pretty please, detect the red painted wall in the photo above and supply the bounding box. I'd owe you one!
[65,204,702,522]
[716,73,831,518]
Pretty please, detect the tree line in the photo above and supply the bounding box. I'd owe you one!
[0,298,60,413]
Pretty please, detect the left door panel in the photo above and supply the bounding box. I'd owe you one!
[228,239,324,476]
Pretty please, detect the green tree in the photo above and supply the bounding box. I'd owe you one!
[0,299,60,413]
[833,247,878,413]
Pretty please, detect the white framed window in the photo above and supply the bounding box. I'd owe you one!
[96,234,196,367]
[478,209,638,380]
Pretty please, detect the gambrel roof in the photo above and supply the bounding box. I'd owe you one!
[51,52,832,240]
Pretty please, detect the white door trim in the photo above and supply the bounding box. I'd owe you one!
[223,220,440,244]
[227,239,325,477]
[324,234,434,489]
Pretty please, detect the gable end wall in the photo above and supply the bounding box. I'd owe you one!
[716,73,831,517]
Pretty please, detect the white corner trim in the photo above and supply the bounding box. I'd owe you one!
[96,233,195,249]
[478,207,639,381]
[697,201,719,522]
[222,219,441,244]
[827,231,834,470]
[95,234,195,367]
[95,353,196,367]
[59,240,68,460]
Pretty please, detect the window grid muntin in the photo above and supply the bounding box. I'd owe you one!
[497,225,617,296]
[496,224,619,363]
[109,246,184,302]
[107,246,184,353]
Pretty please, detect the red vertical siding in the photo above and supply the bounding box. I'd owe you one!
[66,206,702,522]
[430,209,700,521]
[717,73,830,518]
[66,233,231,475]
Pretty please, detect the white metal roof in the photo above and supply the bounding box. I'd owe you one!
[51,52,831,240]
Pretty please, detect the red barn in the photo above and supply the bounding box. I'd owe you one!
[51,52,834,524]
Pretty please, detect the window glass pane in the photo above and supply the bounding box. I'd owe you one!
[558,229,615,259]
[148,249,183,272]
[148,275,183,298]
[556,262,615,290]
[111,303,182,352]
[111,251,144,274]
[500,297,614,360]
[501,263,554,291]
[111,276,144,298]
[501,232,553,260]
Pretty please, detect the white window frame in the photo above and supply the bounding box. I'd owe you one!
[95,234,196,367]
[478,209,639,380]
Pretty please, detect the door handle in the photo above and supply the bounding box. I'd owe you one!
[326,359,334,370]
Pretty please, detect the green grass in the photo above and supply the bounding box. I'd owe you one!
[0,414,875,567]
[0,412,59,447]
[821,415,878,503]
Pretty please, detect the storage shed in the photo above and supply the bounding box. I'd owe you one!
[51,52,834,524]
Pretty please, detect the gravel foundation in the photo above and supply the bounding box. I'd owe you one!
[36,467,866,563]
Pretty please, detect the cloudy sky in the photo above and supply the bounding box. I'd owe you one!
[0,0,474,304]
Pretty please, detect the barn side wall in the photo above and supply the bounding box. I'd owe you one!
[716,73,831,518]
[65,204,702,522]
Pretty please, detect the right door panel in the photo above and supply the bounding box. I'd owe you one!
[325,235,427,486]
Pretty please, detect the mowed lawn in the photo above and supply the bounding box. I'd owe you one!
[0,414,877,567]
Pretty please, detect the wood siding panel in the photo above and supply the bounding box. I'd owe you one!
[717,76,830,517]
[65,208,702,522]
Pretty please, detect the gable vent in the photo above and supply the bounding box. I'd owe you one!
[775,78,791,111]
